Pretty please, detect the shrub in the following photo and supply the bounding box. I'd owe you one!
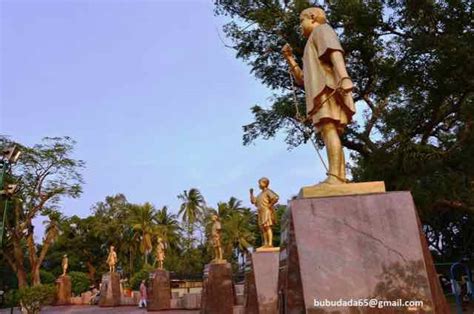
[68,271,90,296]
[17,284,56,314]
[26,270,56,285]
[4,289,19,308]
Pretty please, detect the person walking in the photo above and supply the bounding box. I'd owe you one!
[138,280,148,308]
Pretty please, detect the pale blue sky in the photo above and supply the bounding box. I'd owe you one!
[1,0,328,237]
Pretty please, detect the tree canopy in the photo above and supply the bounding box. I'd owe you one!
[214,0,473,262]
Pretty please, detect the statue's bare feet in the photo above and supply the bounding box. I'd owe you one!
[314,175,345,186]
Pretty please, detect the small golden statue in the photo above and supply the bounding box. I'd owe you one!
[210,214,225,263]
[282,7,355,185]
[155,237,166,270]
[106,245,117,273]
[61,254,68,276]
[250,177,279,251]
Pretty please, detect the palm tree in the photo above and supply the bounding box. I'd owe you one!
[127,203,158,265]
[217,197,246,219]
[177,188,205,249]
[154,206,182,250]
[221,207,255,267]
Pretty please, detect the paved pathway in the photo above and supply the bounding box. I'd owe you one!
[0,306,199,314]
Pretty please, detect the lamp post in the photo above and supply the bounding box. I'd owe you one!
[0,145,21,246]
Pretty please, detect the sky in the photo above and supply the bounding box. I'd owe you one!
[1,0,330,238]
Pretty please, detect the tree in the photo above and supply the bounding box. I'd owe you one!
[215,0,474,262]
[154,206,182,250]
[1,136,84,287]
[177,188,206,250]
[127,202,158,265]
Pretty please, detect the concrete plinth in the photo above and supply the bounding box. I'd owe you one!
[200,262,235,314]
[99,272,121,307]
[55,275,71,305]
[245,250,279,314]
[147,269,171,311]
[278,191,449,313]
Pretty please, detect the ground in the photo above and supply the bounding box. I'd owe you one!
[0,306,199,314]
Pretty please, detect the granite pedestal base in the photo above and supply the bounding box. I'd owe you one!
[278,191,449,313]
[55,275,71,305]
[147,269,171,311]
[245,250,279,314]
[200,262,235,314]
[99,272,121,307]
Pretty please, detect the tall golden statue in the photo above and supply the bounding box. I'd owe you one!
[250,177,279,250]
[155,237,166,270]
[210,214,225,263]
[282,7,355,185]
[61,254,68,276]
[106,245,117,273]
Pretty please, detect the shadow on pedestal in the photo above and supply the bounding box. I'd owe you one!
[99,272,121,307]
[200,262,235,314]
[245,250,280,314]
[147,269,171,311]
[278,191,450,313]
[55,275,71,305]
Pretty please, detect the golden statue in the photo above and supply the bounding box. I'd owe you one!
[155,237,165,270]
[250,177,279,251]
[61,254,68,276]
[106,245,117,273]
[282,7,355,185]
[210,214,225,263]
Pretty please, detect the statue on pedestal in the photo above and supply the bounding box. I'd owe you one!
[106,245,117,273]
[210,214,225,263]
[155,237,166,270]
[250,177,279,250]
[282,7,355,186]
[61,254,68,276]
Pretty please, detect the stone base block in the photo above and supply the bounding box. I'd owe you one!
[200,262,235,314]
[99,272,121,307]
[245,251,279,314]
[55,275,71,305]
[147,269,171,311]
[278,191,449,313]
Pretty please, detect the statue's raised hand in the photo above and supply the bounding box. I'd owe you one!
[281,43,293,59]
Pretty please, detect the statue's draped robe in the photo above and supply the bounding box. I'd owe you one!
[211,221,221,247]
[255,189,279,228]
[303,23,356,129]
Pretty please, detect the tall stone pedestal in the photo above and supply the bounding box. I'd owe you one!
[148,269,171,311]
[278,191,449,313]
[55,275,71,305]
[245,250,280,314]
[200,262,235,314]
[99,272,121,307]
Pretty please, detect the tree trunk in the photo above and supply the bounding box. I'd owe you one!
[31,266,41,286]
[86,260,96,282]
[12,240,28,288]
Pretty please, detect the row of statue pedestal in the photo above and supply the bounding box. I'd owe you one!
[55,191,450,313]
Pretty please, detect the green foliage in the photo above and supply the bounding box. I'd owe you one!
[17,284,56,314]
[130,264,154,290]
[68,271,90,296]
[215,0,474,262]
[4,289,19,308]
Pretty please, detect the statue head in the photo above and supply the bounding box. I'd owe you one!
[258,177,270,189]
[158,237,163,242]
[63,254,67,258]
[211,214,219,222]
[110,245,115,252]
[299,7,326,38]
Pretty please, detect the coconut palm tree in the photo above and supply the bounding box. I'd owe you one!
[154,206,182,250]
[221,207,255,266]
[127,202,158,265]
[177,188,205,250]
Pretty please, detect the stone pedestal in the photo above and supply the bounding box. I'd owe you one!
[55,275,71,305]
[200,262,235,314]
[244,250,279,314]
[148,269,171,311]
[99,272,121,307]
[278,191,449,313]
